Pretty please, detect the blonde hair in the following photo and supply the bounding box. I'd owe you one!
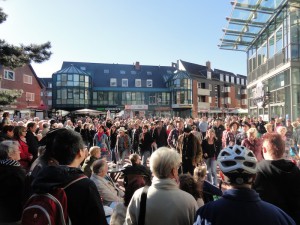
[264,123,273,130]
[247,128,258,138]
[193,165,207,182]
[89,146,101,157]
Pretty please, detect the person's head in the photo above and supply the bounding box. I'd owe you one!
[150,147,181,179]
[183,124,192,134]
[205,128,216,140]
[27,121,37,133]
[241,122,251,132]
[42,128,86,166]
[89,146,101,159]
[179,174,202,201]
[291,121,299,128]
[262,133,285,160]
[229,121,239,131]
[142,124,149,133]
[0,140,20,161]
[2,125,14,137]
[264,123,273,133]
[129,153,141,166]
[92,159,108,177]
[13,126,27,139]
[42,122,49,129]
[276,126,287,138]
[176,120,184,130]
[2,112,9,118]
[194,165,207,182]
[118,127,126,136]
[246,128,258,141]
[217,145,257,186]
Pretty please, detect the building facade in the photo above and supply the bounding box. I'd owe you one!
[220,0,300,121]
[52,60,247,118]
[0,64,44,119]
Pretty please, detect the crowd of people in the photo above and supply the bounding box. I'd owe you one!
[0,111,300,225]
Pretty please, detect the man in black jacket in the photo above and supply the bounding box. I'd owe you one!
[31,128,108,225]
[253,133,300,224]
[25,122,39,161]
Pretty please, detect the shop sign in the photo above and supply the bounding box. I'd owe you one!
[125,105,148,110]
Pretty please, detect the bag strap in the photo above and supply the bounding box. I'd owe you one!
[138,186,149,225]
[64,175,87,189]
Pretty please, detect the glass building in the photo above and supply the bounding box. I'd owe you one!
[220,0,300,121]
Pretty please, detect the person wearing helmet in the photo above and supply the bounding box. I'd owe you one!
[193,145,296,225]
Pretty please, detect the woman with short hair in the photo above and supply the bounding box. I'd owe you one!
[0,140,26,224]
[242,128,263,161]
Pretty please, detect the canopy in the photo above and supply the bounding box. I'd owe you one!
[73,108,104,116]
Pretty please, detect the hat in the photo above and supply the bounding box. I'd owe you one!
[183,124,192,133]
[118,127,127,133]
[241,122,251,128]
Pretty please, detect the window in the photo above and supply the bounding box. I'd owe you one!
[197,82,201,88]
[208,97,212,103]
[208,84,212,91]
[225,75,229,82]
[48,91,52,97]
[131,71,137,75]
[48,83,52,88]
[4,70,15,81]
[147,71,152,75]
[221,86,224,92]
[225,97,231,104]
[104,69,109,74]
[207,71,211,79]
[120,70,126,75]
[225,87,231,92]
[242,99,247,105]
[135,79,141,87]
[48,100,52,105]
[146,79,153,87]
[110,78,117,86]
[237,88,240,95]
[221,98,224,104]
[23,74,32,84]
[231,76,235,83]
[220,74,224,81]
[122,79,128,87]
[241,79,245,85]
[237,78,240,84]
[26,92,35,101]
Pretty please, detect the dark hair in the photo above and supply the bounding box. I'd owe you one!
[13,126,26,140]
[2,125,14,133]
[179,174,202,200]
[2,112,9,118]
[43,128,84,165]
[263,133,285,159]
[27,122,36,130]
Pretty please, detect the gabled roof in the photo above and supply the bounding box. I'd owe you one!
[172,70,191,80]
[39,77,52,87]
[28,64,43,89]
[179,60,208,77]
[60,61,175,89]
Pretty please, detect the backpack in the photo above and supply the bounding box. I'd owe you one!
[21,175,87,225]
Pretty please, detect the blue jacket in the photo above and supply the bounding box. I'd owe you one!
[194,188,295,225]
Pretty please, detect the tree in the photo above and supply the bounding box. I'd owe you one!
[0,8,52,68]
[0,6,52,106]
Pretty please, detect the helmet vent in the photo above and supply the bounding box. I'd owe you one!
[221,161,236,167]
[221,151,231,157]
[234,156,245,160]
[244,161,255,168]
[235,149,241,155]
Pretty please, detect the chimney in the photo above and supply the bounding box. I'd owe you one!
[135,61,141,70]
[171,62,177,68]
[206,61,211,71]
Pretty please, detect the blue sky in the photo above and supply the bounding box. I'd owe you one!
[1,0,246,78]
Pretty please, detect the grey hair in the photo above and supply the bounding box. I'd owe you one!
[0,140,19,160]
[150,147,181,179]
[92,159,107,174]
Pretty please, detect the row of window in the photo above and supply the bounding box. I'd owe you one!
[100,69,173,75]
[4,70,32,84]
[197,83,246,94]
[110,78,153,87]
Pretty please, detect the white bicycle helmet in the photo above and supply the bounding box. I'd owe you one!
[217,145,257,176]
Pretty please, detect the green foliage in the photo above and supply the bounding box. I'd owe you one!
[0,6,52,69]
[0,89,23,106]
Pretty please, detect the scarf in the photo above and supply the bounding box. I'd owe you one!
[0,159,21,166]
[97,131,104,141]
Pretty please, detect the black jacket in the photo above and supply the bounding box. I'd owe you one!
[0,160,26,223]
[139,131,153,152]
[32,165,108,225]
[253,159,300,224]
[26,131,39,160]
